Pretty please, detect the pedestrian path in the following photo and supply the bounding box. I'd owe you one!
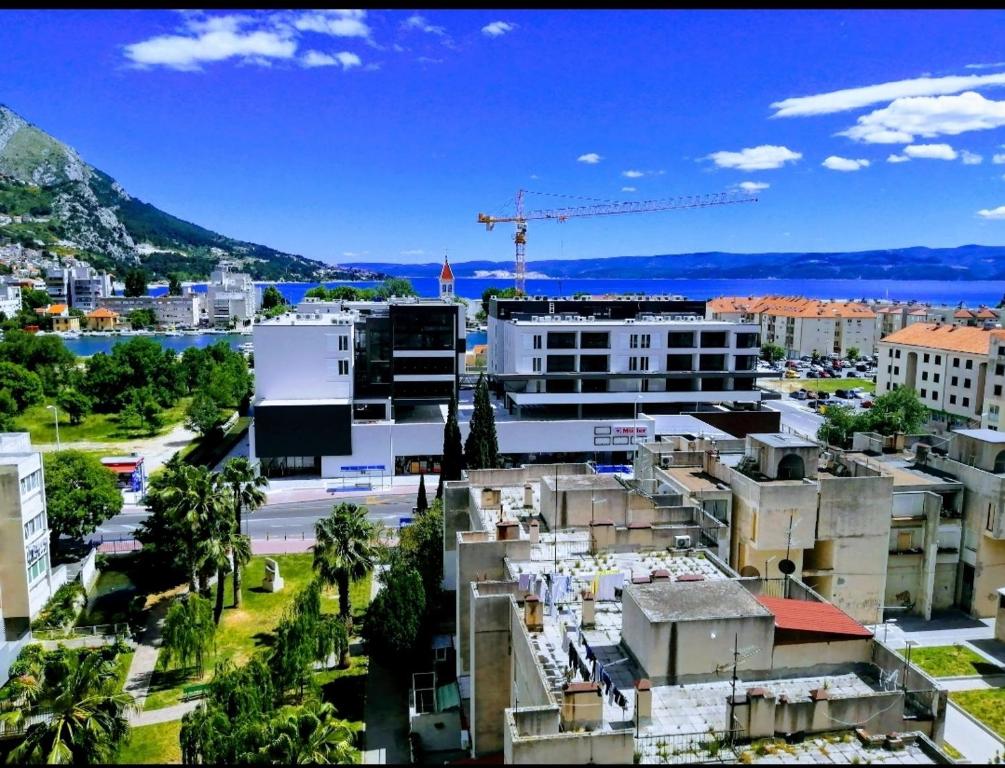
[122,596,174,710]
[129,699,202,727]
[944,702,1005,764]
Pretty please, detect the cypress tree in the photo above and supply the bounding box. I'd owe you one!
[437,397,464,499]
[465,374,499,470]
[416,473,428,513]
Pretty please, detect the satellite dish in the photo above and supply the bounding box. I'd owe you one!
[778,559,796,576]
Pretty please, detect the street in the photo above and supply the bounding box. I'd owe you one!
[762,398,824,440]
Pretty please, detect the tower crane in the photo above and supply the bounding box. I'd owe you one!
[477,189,758,294]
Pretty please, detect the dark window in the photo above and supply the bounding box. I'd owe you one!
[699,354,726,372]
[963,397,970,407]
[950,394,957,404]
[392,306,455,350]
[353,403,386,420]
[545,379,576,393]
[733,376,755,391]
[931,391,937,401]
[895,349,901,359]
[701,331,728,347]
[966,359,974,370]
[533,335,542,350]
[666,354,693,372]
[922,371,928,381]
[733,355,758,371]
[581,332,609,349]
[997,364,1005,376]
[953,357,960,368]
[666,378,694,392]
[995,385,1003,397]
[887,365,892,373]
[894,366,899,375]
[965,378,971,388]
[581,379,608,393]
[546,354,576,373]
[952,376,959,386]
[921,388,927,398]
[936,355,942,364]
[924,353,930,363]
[701,376,727,391]
[735,332,760,348]
[395,356,454,375]
[547,332,577,349]
[667,331,695,348]
[934,373,940,383]
[579,354,609,373]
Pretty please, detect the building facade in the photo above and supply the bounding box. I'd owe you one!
[207,265,257,327]
[101,293,202,328]
[43,262,113,311]
[0,280,21,318]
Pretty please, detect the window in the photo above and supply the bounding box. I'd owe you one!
[934,373,940,383]
[641,379,650,392]
[27,556,47,583]
[963,397,970,407]
[1000,345,1005,356]
[23,511,46,540]
[887,365,892,373]
[988,504,995,533]
[629,356,650,372]
[936,355,942,364]
[953,357,960,368]
[533,335,542,350]
[931,391,938,401]
[996,384,1003,397]
[667,331,695,348]
[640,334,651,349]
[547,332,576,349]
[966,359,974,370]
[19,470,41,496]
[895,349,901,359]
[338,359,349,376]
[997,364,1005,377]
[532,357,541,372]
[630,334,639,349]
[922,371,928,381]
[952,376,958,387]
[950,394,957,405]
[965,378,971,389]
[920,388,927,398]
[924,353,930,363]
[894,366,900,375]
[338,335,349,351]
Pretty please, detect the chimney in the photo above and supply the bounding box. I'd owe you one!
[651,569,671,582]
[634,679,652,724]
[581,590,595,628]
[523,483,534,508]
[496,521,519,541]
[528,518,539,544]
[589,519,615,551]
[524,594,543,631]
[561,682,603,731]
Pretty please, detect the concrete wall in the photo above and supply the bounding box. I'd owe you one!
[504,708,634,765]
[770,638,871,673]
[674,615,775,684]
[620,589,670,680]
[511,601,555,710]
[470,585,517,757]
[410,710,463,752]
[871,639,947,743]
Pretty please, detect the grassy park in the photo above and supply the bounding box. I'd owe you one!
[950,689,1005,738]
[17,397,192,444]
[898,644,1002,678]
[114,721,182,765]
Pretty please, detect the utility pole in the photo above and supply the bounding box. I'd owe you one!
[729,632,739,744]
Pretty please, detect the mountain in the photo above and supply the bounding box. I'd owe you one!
[0,105,383,282]
[346,244,1005,281]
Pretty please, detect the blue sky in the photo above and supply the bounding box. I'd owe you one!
[4,9,1005,266]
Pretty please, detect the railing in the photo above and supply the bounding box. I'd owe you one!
[32,622,131,642]
[0,707,54,739]
[634,729,741,764]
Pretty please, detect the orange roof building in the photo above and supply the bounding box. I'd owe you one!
[86,307,119,318]
[755,596,873,639]
[879,323,996,355]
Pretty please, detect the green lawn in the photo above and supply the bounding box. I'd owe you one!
[796,377,876,394]
[115,720,182,765]
[315,654,369,723]
[16,397,192,444]
[898,645,1002,678]
[144,555,372,712]
[114,651,134,693]
[950,689,1005,738]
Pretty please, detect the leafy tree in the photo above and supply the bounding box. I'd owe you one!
[415,473,428,513]
[817,403,866,449]
[83,337,185,413]
[21,288,51,311]
[362,552,425,667]
[866,386,928,435]
[0,329,76,394]
[437,396,464,499]
[68,307,85,319]
[479,285,522,318]
[374,277,416,299]
[464,373,499,470]
[119,386,164,435]
[0,360,44,409]
[760,343,785,364]
[127,308,157,329]
[846,346,860,362]
[261,285,285,311]
[313,503,381,666]
[258,700,358,764]
[398,499,443,605]
[43,450,122,555]
[123,268,148,297]
[0,389,17,431]
[186,390,224,437]
[1,649,135,765]
[57,387,94,425]
[162,593,216,676]
[136,455,194,583]
[168,273,183,296]
[221,457,268,607]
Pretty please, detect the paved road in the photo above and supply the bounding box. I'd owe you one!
[762,399,824,440]
[93,493,418,543]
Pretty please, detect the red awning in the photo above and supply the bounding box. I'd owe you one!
[756,596,873,638]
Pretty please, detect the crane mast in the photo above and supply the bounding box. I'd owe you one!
[477,189,757,294]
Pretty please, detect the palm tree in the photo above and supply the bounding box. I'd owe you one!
[4,651,135,764]
[204,526,252,624]
[260,701,358,765]
[221,457,268,607]
[162,466,230,597]
[312,503,381,622]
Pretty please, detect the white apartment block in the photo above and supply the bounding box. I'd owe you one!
[43,262,113,311]
[0,280,21,318]
[877,323,1005,427]
[101,293,203,328]
[207,265,257,327]
[707,296,877,358]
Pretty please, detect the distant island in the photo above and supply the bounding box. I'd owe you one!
[345,244,1005,282]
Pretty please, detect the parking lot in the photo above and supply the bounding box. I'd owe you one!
[758,355,878,415]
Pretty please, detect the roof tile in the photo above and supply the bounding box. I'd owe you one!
[756,596,873,638]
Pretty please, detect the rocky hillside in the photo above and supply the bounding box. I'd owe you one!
[0,105,381,281]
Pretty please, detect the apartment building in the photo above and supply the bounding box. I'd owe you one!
[101,293,202,328]
[43,261,113,311]
[440,462,950,763]
[207,264,257,327]
[488,296,766,419]
[0,280,21,318]
[0,433,56,685]
[876,323,1005,427]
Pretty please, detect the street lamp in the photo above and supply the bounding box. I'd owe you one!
[883,618,898,645]
[46,404,60,451]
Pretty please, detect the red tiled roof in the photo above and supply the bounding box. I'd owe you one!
[440,259,454,281]
[880,323,994,355]
[976,308,998,319]
[954,309,975,319]
[755,596,873,638]
[87,307,119,318]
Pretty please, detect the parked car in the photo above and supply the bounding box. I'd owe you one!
[846,370,860,378]
[834,389,849,399]
[819,371,832,378]
[806,371,819,379]
[855,363,869,372]
[784,369,799,379]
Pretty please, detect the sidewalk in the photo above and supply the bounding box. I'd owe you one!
[265,474,433,506]
[129,699,201,727]
[944,702,1005,763]
[122,598,173,710]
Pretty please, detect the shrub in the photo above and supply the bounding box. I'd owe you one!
[31,581,87,631]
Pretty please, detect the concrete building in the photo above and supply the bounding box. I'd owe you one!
[207,264,257,327]
[0,280,21,318]
[43,262,112,311]
[101,293,202,328]
[488,295,767,419]
[0,433,57,686]
[877,323,1005,428]
[707,296,877,359]
[85,307,120,331]
[442,461,950,763]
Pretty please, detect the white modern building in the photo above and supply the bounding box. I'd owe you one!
[207,264,257,327]
[0,279,22,318]
[0,433,56,685]
[101,293,203,328]
[43,261,113,311]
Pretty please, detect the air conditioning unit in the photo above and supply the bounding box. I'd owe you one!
[674,535,692,549]
[661,456,674,469]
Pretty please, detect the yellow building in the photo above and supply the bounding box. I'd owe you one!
[52,315,80,332]
[85,307,120,331]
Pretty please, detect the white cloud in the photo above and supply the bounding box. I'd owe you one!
[961,150,983,165]
[342,250,369,258]
[822,156,870,172]
[993,153,1005,164]
[622,170,644,178]
[886,154,911,163]
[977,205,1005,219]
[400,249,425,256]
[840,91,1005,144]
[771,72,1005,117]
[482,21,516,37]
[402,15,446,36]
[577,153,602,164]
[737,181,769,192]
[903,143,958,160]
[292,10,370,38]
[621,186,637,192]
[124,23,297,70]
[705,145,802,171]
[966,62,1005,70]
[301,50,361,69]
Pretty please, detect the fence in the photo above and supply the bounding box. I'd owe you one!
[0,707,53,740]
[634,729,741,764]
[89,533,142,554]
[32,622,131,643]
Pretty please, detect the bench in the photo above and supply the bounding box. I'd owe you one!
[181,683,210,701]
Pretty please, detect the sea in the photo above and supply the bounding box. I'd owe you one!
[58,277,1005,357]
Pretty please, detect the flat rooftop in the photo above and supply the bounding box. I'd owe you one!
[848,452,963,490]
[650,414,735,439]
[738,733,942,765]
[954,427,1005,444]
[628,579,772,623]
[664,465,731,494]
[540,474,624,492]
[749,433,818,449]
